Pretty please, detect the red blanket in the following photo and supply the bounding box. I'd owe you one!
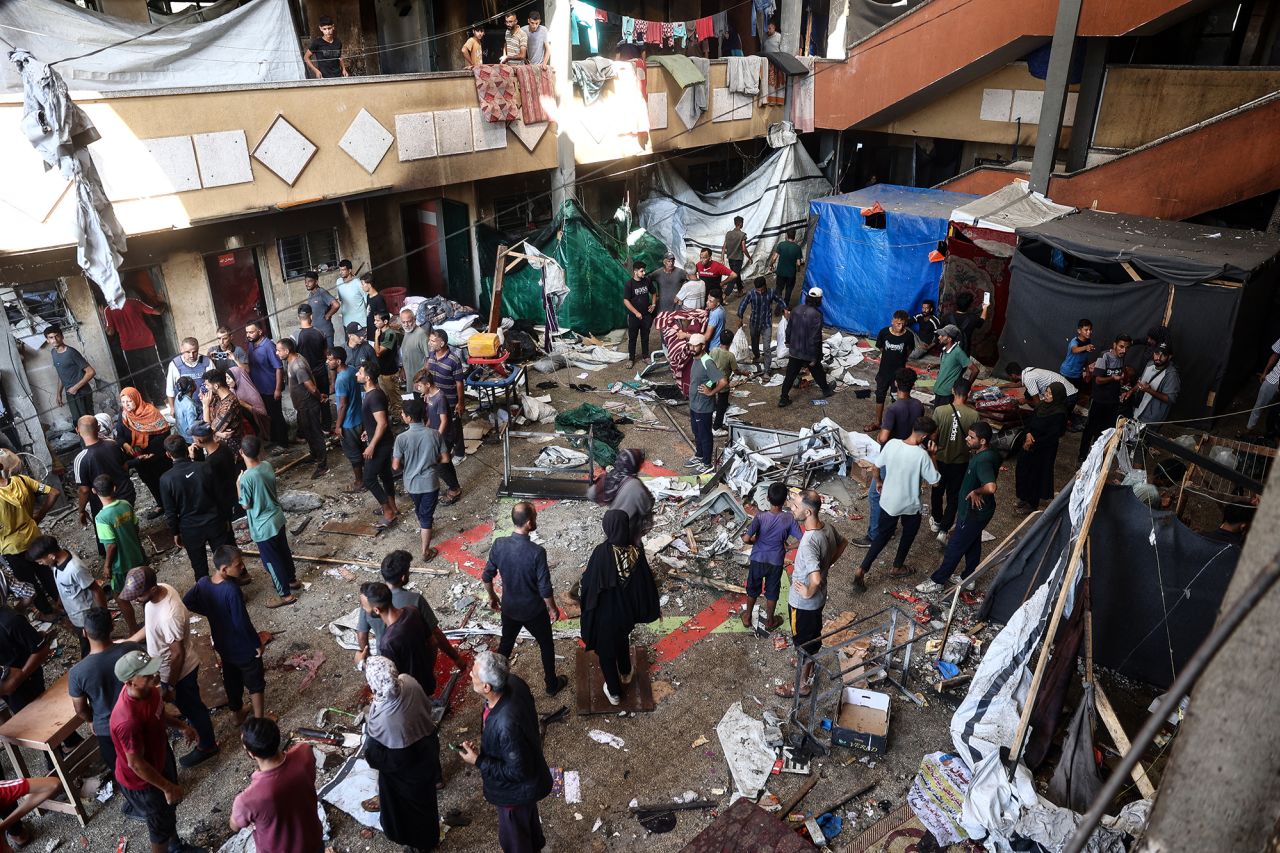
[656,309,709,396]
[514,64,555,125]
[473,64,519,122]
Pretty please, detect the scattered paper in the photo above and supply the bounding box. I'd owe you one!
[577,372,590,379]
[588,729,625,749]
[564,770,582,803]
[691,735,708,749]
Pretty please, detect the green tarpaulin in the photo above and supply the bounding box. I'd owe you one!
[479,200,669,336]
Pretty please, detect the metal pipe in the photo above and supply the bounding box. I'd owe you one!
[1063,555,1280,853]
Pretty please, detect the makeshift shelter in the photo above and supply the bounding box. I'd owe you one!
[940,181,1074,363]
[1001,210,1280,420]
[804,185,976,334]
[478,200,668,336]
[638,143,831,280]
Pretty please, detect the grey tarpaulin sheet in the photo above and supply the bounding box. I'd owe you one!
[638,143,831,279]
[0,0,305,93]
[1014,210,1280,287]
[998,249,1235,420]
[980,485,1239,689]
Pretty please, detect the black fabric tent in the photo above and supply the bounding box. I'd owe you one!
[978,484,1240,689]
[999,211,1280,420]
[845,0,927,46]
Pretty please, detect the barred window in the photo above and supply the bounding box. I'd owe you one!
[278,229,340,280]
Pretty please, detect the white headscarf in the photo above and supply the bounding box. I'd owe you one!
[364,655,436,749]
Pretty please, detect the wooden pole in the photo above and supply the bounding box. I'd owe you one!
[1094,683,1158,800]
[242,549,449,576]
[488,244,508,334]
[272,452,313,477]
[1009,426,1123,767]
[1084,537,1095,686]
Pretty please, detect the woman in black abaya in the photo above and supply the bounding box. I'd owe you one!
[580,510,661,705]
[1015,381,1069,512]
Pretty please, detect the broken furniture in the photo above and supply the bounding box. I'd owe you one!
[466,362,529,412]
[787,606,938,757]
[0,673,97,826]
[727,423,849,490]
[497,426,596,499]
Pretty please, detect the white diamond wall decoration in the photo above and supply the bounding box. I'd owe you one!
[434,109,474,156]
[252,116,317,186]
[340,108,394,174]
[193,130,253,188]
[508,118,548,152]
[471,108,507,152]
[395,112,438,161]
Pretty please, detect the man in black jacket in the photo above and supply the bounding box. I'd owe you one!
[460,651,553,853]
[158,435,231,580]
[778,287,833,408]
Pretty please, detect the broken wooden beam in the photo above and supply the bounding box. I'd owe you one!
[1094,683,1159,800]
[667,569,741,595]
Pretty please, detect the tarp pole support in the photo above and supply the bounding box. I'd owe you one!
[489,244,509,334]
[1008,425,1123,771]
[1094,682,1158,800]
[1084,537,1094,686]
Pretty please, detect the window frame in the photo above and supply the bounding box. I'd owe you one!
[0,279,79,338]
[276,228,341,281]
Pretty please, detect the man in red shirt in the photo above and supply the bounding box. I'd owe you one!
[230,718,323,853]
[108,649,203,853]
[694,248,737,299]
[103,297,167,405]
[0,776,58,852]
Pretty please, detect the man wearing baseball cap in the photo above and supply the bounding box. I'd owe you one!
[121,567,218,769]
[685,333,727,473]
[109,647,205,852]
[933,324,975,408]
[345,323,376,376]
[778,288,833,407]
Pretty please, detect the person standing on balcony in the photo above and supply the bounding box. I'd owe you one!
[304,16,348,79]
[335,260,366,330]
[524,11,550,65]
[462,24,486,68]
[44,325,96,422]
[500,12,528,64]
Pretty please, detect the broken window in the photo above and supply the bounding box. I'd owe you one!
[0,279,78,337]
[277,229,340,280]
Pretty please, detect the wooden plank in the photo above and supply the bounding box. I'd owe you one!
[242,549,449,576]
[488,243,508,334]
[319,519,383,537]
[1094,684,1158,800]
[1162,282,1176,325]
[0,674,81,749]
[1120,262,1143,281]
[574,646,655,716]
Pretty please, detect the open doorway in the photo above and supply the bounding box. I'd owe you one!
[96,267,178,407]
[401,198,475,305]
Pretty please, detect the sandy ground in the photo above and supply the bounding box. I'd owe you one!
[20,335,1232,852]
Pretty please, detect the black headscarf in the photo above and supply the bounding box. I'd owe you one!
[1027,381,1069,441]
[592,449,645,505]
[580,510,661,650]
[1035,381,1069,418]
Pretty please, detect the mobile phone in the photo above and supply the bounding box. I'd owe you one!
[448,742,462,751]
[982,291,992,307]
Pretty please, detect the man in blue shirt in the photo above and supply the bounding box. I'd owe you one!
[740,482,797,631]
[736,278,787,368]
[705,293,726,347]
[482,503,568,696]
[183,545,266,721]
[328,347,365,493]
[244,321,286,444]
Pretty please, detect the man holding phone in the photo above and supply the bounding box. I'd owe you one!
[942,291,989,356]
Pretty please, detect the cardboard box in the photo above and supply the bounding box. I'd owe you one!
[832,686,891,754]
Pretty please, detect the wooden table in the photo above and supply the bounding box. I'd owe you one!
[0,673,96,826]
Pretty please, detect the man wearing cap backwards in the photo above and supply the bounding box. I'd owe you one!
[121,567,219,770]
[685,334,728,473]
[109,647,206,853]
[345,322,376,375]
[652,252,689,313]
[1126,342,1180,425]
[933,324,975,409]
[778,288,834,408]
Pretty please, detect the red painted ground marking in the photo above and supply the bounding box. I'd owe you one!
[651,595,745,665]
[436,498,556,579]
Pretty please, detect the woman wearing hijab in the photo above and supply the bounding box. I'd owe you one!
[226,364,270,440]
[587,448,654,544]
[580,510,661,705]
[363,655,441,853]
[1015,381,1069,513]
[116,386,172,514]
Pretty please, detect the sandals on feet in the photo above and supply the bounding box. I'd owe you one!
[774,682,811,699]
[423,547,439,562]
[265,596,297,609]
[886,566,914,578]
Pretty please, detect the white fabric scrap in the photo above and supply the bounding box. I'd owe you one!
[533,446,589,469]
[716,702,776,798]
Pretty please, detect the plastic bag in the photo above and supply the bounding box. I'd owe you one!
[730,326,752,363]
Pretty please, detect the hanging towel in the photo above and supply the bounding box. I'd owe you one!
[473,64,520,122]
[695,16,715,41]
[650,54,706,90]
[645,20,663,44]
[612,60,650,136]
[672,21,688,47]
[570,55,616,105]
[751,0,777,36]
[674,56,710,130]
[712,11,729,38]
[515,64,556,124]
[621,16,635,42]
[573,1,601,52]
[766,57,786,106]
[726,55,760,96]
[631,57,648,100]
[790,55,815,132]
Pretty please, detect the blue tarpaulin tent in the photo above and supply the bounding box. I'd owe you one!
[803,185,977,333]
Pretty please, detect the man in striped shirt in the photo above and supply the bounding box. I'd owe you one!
[736,277,788,368]
[426,330,467,472]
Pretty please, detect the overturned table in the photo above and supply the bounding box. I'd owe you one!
[0,673,96,826]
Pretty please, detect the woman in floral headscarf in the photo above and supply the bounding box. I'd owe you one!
[363,655,440,852]
[587,448,653,545]
[115,387,172,514]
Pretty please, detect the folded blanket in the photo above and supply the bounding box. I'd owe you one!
[570,55,616,105]
[514,64,555,124]
[651,54,706,90]
[473,64,520,122]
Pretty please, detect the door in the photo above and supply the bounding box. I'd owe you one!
[204,248,271,344]
[402,198,475,304]
[98,266,178,405]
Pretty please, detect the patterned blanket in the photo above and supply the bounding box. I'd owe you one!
[473,64,520,122]
[514,64,555,125]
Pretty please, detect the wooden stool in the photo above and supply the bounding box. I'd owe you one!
[0,673,96,826]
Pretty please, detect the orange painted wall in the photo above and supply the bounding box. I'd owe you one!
[816,0,1207,130]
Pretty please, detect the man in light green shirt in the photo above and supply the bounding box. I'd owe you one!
[933,324,975,407]
[237,436,297,608]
